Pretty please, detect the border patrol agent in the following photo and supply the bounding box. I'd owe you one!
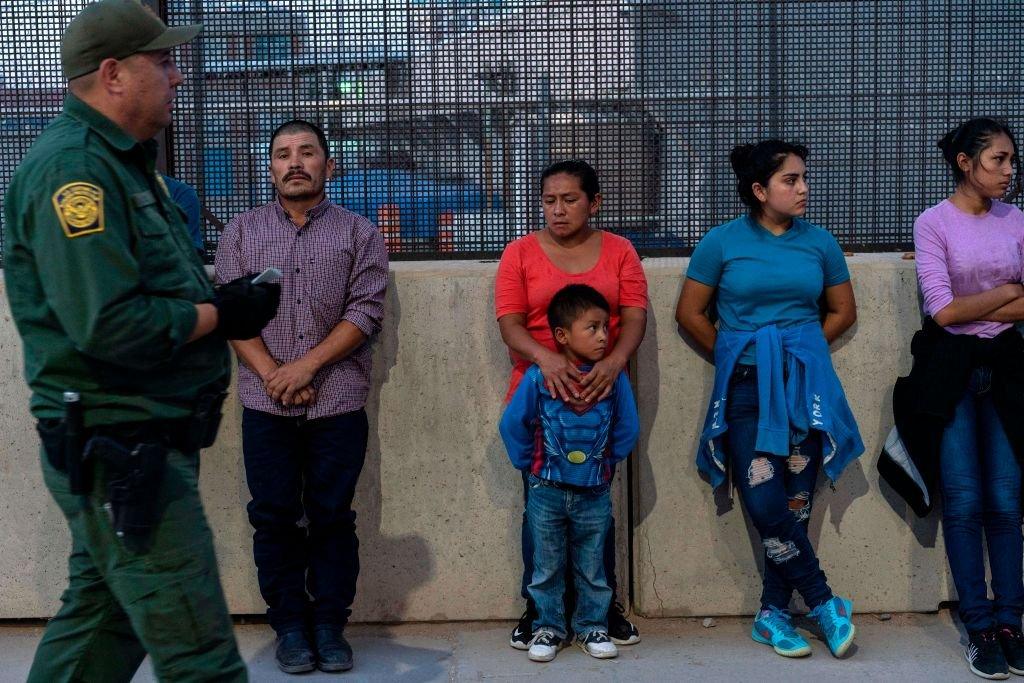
[3,2,280,680]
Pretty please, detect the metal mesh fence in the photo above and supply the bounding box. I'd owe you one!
[2,1,1022,262]
[0,1,79,264]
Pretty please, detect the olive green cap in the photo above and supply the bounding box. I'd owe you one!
[61,0,202,80]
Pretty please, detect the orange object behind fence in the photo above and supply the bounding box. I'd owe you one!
[377,203,401,252]
[437,210,454,253]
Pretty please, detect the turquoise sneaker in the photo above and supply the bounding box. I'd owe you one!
[751,606,812,657]
[810,596,856,657]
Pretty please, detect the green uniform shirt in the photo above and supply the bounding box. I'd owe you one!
[3,95,229,426]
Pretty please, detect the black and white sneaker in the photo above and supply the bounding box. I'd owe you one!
[527,629,565,662]
[608,601,641,645]
[510,606,536,650]
[577,630,618,659]
[997,626,1024,675]
[967,629,1010,680]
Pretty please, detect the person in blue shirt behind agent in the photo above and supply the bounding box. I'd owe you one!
[676,140,863,660]
[500,284,639,664]
[162,174,205,257]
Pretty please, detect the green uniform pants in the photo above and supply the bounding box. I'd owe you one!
[28,447,247,683]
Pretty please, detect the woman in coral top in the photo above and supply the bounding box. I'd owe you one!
[494,159,648,651]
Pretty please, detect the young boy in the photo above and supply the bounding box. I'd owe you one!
[499,284,640,662]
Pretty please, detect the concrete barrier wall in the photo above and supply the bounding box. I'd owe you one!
[0,255,954,620]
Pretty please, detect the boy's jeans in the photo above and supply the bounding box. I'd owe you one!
[939,366,1024,632]
[526,474,613,640]
[725,365,833,611]
[520,468,618,604]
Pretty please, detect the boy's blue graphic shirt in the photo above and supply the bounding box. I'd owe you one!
[500,364,639,487]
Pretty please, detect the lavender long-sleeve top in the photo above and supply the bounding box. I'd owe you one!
[215,197,388,417]
[914,199,1024,337]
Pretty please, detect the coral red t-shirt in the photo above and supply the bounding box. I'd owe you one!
[494,230,649,401]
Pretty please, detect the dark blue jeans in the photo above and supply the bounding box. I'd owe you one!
[521,469,618,608]
[939,366,1024,632]
[725,365,833,612]
[242,408,367,635]
[526,475,613,638]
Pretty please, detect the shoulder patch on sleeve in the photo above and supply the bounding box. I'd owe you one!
[52,182,104,238]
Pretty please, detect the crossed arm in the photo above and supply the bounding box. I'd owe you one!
[933,283,1024,326]
[915,216,1024,326]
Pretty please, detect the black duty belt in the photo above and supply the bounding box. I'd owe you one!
[36,391,227,491]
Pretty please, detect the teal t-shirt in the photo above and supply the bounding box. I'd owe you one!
[686,214,850,364]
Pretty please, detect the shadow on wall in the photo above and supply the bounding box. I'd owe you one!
[814,321,871,535]
[483,282,538,620]
[490,426,527,615]
[636,274,719,526]
[875,301,943,611]
[632,291,673,616]
[633,294,661,528]
[359,271,434,621]
[873,360,940,551]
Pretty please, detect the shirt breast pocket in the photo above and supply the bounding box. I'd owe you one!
[131,196,191,293]
[132,191,171,237]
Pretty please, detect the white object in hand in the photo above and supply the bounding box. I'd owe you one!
[250,267,282,285]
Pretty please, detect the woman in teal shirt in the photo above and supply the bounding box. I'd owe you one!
[676,140,860,660]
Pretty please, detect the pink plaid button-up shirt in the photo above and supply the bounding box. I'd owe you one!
[214,197,388,418]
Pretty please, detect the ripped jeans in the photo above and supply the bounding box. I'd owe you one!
[725,364,834,612]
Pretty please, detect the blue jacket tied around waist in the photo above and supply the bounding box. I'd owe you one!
[698,322,864,489]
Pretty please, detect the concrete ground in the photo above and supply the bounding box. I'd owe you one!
[0,612,983,682]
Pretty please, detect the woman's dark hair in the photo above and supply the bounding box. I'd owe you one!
[547,284,610,335]
[540,160,601,200]
[729,139,809,213]
[938,118,1022,198]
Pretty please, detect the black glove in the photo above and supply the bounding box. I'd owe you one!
[212,276,281,340]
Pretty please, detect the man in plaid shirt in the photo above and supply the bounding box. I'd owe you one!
[215,119,388,675]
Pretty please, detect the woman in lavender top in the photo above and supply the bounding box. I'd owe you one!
[914,118,1024,680]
